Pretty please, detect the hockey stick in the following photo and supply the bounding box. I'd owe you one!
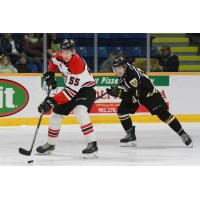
[19,88,51,156]
[95,87,118,101]
[95,91,109,101]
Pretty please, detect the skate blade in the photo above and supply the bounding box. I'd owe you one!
[82,152,98,159]
[120,141,137,147]
[35,151,53,155]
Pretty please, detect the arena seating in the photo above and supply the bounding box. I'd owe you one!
[152,33,200,71]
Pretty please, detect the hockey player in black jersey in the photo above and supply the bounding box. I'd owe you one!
[106,56,193,147]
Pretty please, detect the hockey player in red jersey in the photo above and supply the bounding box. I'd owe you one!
[36,39,98,158]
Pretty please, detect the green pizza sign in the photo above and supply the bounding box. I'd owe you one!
[47,75,169,87]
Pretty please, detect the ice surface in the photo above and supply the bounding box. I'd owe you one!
[0,123,199,166]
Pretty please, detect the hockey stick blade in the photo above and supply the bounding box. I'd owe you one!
[19,147,32,156]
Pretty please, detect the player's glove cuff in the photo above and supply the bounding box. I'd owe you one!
[38,97,57,113]
[106,86,124,98]
[43,71,57,90]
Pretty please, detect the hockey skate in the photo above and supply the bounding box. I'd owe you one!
[180,133,193,147]
[120,126,137,147]
[36,143,55,154]
[82,141,98,159]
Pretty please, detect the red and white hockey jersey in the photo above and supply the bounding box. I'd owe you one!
[48,51,96,104]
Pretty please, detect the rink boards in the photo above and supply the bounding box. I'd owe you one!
[0,73,200,126]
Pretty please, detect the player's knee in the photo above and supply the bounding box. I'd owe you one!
[157,110,172,123]
[50,112,63,127]
[117,106,128,116]
[73,105,91,125]
[74,105,88,115]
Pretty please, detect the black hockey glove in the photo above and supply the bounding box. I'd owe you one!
[43,71,57,89]
[106,86,135,100]
[38,97,57,113]
[106,86,125,98]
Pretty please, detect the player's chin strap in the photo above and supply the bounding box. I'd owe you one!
[18,87,51,156]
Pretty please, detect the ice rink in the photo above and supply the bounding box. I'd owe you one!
[0,123,199,166]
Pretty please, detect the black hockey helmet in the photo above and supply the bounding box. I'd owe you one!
[112,55,127,68]
[60,39,75,50]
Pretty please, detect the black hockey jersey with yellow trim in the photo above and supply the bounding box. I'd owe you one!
[117,63,156,100]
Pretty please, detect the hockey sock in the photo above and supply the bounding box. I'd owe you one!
[118,114,133,133]
[157,111,184,136]
[80,123,95,142]
[48,112,64,145]
[167,116,185,136]
[73,105,97,143]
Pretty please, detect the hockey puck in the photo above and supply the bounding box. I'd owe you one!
[28,160,34,164]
